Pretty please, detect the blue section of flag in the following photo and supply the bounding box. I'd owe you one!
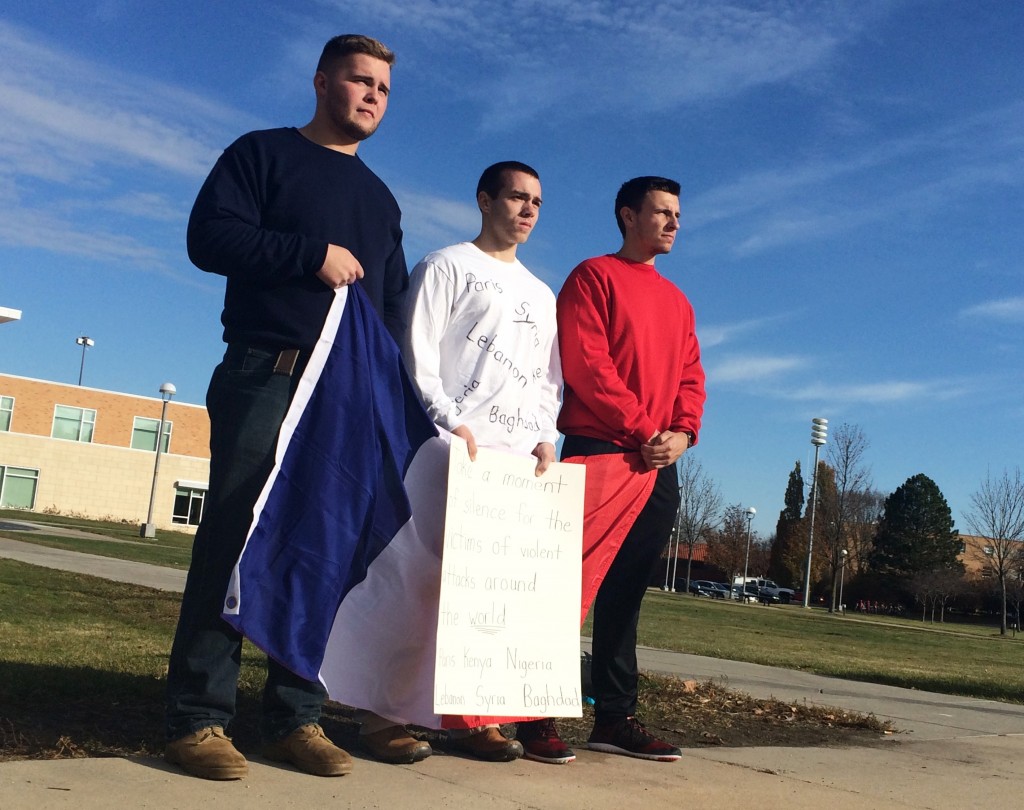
[223,286,437,682]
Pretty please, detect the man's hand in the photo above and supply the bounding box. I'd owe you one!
[316,243,365,288]
[641,430,689,470]
[532,442,556,476]
[451,425,478,461]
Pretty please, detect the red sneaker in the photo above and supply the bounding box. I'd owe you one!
[517,719,576,764]
[587,716,681,762]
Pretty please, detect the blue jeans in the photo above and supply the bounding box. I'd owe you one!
[165,345,326,742]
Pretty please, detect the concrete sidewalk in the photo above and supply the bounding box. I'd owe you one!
[1,535,1022,808]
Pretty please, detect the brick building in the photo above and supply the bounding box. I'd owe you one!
[959,533,1024,583]
[0,373,210,532]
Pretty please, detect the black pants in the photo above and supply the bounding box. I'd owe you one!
[562,435,680,723]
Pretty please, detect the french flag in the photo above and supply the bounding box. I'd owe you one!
[221,283,658,730]
[221,284,442,690]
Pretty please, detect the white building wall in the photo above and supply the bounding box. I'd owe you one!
[0,431,208,531]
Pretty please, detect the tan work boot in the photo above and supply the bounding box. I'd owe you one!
[361,725,432,764]
[165,726,248,780]
[263,723,353,776]
[449,727,524,762]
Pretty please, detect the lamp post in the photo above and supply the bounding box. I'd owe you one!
[140,382,176,539]
[802,417,828,608]
[669,495,685,592]
[663,462,685,592]
[76,336,94,386]
[663,508,681,591]
[741,506,756,603]
[838,549,848,614]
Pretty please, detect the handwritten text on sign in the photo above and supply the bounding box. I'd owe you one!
[434,438,585,717]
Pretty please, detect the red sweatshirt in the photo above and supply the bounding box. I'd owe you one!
[556,254,705,449]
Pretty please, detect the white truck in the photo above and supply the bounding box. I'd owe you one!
[732,577,796,604]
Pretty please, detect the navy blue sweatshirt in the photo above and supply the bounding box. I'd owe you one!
[187,127,408,348]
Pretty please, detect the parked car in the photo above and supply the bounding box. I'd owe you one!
[688,581,712,596]
[693,580,727,599]
[731,583,759,602]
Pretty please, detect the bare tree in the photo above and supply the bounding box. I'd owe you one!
[910,568,964,622]
[823,423,873,612]
[674,454,723,593]
[706,504,754,595]
[963,468,1024,635]
[845,488,885,573]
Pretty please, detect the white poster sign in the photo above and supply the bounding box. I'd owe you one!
[433,437,585,718]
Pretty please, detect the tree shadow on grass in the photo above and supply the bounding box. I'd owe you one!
[0,660,896,761]
[0,661,363,761]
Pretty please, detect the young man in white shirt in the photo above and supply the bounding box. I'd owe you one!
[359,161,567,764]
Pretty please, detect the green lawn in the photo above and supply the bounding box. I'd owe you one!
[0,558,267,758]
[0,560,891,759]
[3,510,1021,704]
[0,509,195,569]
[599,590,1024,703]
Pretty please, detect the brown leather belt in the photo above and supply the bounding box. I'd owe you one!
[273,348,301,376]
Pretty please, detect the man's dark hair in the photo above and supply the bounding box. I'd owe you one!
[476,161,540,200]
[614,176,681,236]
[317,34,395,73]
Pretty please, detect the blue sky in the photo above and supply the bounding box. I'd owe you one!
[1,1,1022,537]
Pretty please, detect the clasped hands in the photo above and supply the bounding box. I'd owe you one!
[641,429,690,470]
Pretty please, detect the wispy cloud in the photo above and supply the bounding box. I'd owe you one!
[0,22,252,180]
[709,354,808,383]
[0,206,162,264]
[317,0,886,126]
[687,101,1024,257]
[394,188,480,257]
[786,379,969,404]
[699,313,797,348]
[0,20,258,270]
[959,297,1024,323]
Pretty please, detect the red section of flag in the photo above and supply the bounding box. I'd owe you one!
[569,452,656,624]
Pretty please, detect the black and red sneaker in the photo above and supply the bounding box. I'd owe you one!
[587,716,681,762]
[517,719,576,764]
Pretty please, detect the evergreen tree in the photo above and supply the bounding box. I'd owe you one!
[870,474,961,599]
[782,461,804,520]
[769,461,803,585]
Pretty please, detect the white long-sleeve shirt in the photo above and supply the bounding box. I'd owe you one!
[403,241,561,455]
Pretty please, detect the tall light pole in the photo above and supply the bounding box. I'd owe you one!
[663,510,678,591]
[669,485,685,592]
[838,549,849,614]
[140,382,176,539]
[663,461,685,592]
[802,417,828,608]
[741,506,756,603]
[76,336,94,386]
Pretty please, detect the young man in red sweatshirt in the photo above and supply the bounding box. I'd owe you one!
[539,176,705,762]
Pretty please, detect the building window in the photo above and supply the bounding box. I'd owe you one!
[0,396,12,431]
[52,405,96,442]
[131,416,172,452]
[173,487,206,526]
[983,546,995,556]
[0,465,39,509]
[980,568,993,579]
